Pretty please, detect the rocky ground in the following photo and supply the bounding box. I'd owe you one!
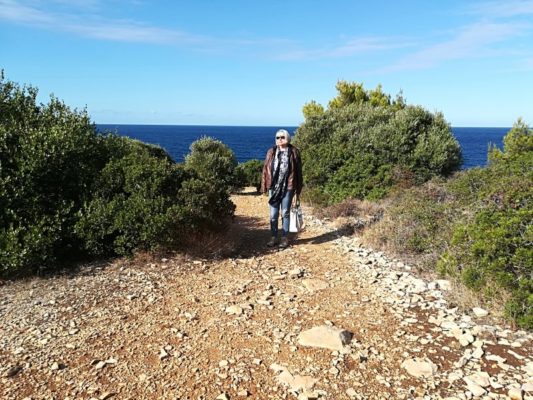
[1,188,532,400]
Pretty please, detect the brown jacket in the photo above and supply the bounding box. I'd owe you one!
[260,144,303,195]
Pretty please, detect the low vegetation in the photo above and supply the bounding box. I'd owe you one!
[360,120,532,328]
[0,74,237,277]
[235,159,263,192]
[294,81,462,205]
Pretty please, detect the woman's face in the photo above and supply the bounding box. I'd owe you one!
[275,133,288,148]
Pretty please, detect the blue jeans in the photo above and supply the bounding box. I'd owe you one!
[269,190,294,237]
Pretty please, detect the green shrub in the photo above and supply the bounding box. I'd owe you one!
[76,135,236,257]
[0,74,105,275]
[437,120,533,328]
[294,81,462,205]
[235,159,263,191]
[75,137,188,256]
[0,74,237,277]
[362,119,532,328]
[184,136,237,221]
[185,136,239,190]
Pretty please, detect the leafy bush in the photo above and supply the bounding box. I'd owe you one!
[294,81,462,205]
[76,135,236,257]
[235,159,263,191]
[437,120,533,328]
[362,120,532,328]
[184,136,236,220]
[0,75,237,277]
[1,75,105,275]
[185,136,239,189]
[74,136,188,256]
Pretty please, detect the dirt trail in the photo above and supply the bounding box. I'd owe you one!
[1,189,531,400]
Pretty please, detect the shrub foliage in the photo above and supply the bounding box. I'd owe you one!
[0,74,236,277]
[294,81,462,204]
[363,120,532,328]
[235,159,263,191]
[438,120,532,328]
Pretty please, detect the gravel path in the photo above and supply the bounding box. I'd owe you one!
[1,188,531,400]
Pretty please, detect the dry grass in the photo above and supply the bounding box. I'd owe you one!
[444,277,512,325]
[312,198,384,235]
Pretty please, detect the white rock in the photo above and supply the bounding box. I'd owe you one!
[289,268,304,278]
[472,307,489,317]
[486,354,507,363]
[159,348,170,360]
[465,372,491,388]
[94,361,106,370]
[441,321,460,331]
[508,349,525,360]
[508,387,523,400]
[409,279,427,294]
[521,382,533,392]
[297,326,353,351]
[524,362,533,376]
[302,279,329,292]
[489,377,504,389]
[401,358,438,378]
[472,347,484,359]
[225,305,243,316]
[346,388,358,397]
[458,333,475,347]
[465,381,486,397]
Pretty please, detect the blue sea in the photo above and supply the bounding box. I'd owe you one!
[96,124,509,169]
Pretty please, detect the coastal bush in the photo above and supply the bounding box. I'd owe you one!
[437,120,533,328]
[77,135,236,257]
[184,136,237,220]
[74,137,188,256]
[0,74,105,275]
[0,75,237,277]
[235,159,263,191]
[362,120,532,328]
[185,136,239,189]
[294,81,462,205]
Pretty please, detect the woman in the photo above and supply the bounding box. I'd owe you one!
[260,129,303,248]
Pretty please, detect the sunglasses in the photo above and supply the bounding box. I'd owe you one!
[276,136,286,140]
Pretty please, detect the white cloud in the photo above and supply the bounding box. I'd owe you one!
[381,21,530,72]
[0,0,55,25]
[275,36,413,61]
[469,0,533,17]
[0,0,210,45]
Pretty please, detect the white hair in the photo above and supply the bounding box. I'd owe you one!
[276,129,291,143]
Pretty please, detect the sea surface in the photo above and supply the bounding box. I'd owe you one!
[96,124,509,169]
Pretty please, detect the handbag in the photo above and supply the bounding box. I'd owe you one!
[289,199,305,233]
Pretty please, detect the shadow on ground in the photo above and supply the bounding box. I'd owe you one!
[198,199,353,260]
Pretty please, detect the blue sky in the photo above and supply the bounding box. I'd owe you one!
[1,0,532,127]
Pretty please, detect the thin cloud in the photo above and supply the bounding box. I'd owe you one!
[276,36,413,61]
[0,0,213,45]
[380,21,529,72]
[0,0,412,60]
[0,0,55,25]
[468,0,533,17]
[0,0,293,54]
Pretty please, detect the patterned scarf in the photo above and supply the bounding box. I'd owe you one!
[268,147,291,205]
